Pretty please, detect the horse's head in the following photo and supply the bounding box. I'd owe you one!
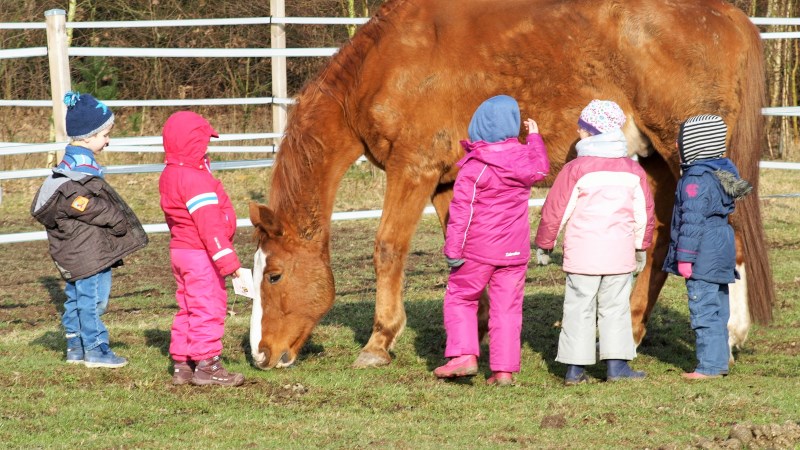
[248,202,334,369]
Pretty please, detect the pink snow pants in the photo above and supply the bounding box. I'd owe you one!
[443,259,528,372]
[169,248,227,362]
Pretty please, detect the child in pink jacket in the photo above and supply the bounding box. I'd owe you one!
[534,100,655,385]
[434,95,549,385]
[159,111,244,387]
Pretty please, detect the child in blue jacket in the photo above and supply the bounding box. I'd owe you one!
[662,114,752,380]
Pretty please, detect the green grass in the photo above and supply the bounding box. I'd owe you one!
[1,165,799,449]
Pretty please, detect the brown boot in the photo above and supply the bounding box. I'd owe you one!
[191,356,244,387]
[172,360,194,385]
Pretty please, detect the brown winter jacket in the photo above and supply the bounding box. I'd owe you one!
[31,169,148,281]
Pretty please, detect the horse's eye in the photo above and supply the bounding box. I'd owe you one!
[268,273,282,284]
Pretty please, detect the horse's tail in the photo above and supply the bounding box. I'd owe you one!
[728,17,774,325]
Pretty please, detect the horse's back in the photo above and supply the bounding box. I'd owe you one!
[357,0,759,170]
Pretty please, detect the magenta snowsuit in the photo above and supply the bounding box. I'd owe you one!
[159,111,241,362]
[442,128,549,372]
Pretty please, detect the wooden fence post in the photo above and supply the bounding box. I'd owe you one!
[45,8,71,166]
[271,0,287,149]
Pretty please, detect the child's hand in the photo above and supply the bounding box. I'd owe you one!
[677,261,693,278]
[525,118,539,134]
[535,247,551,265]
[231,268,241,278]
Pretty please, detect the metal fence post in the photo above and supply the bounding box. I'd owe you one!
[45,9,71,167]
[271,0,287,149]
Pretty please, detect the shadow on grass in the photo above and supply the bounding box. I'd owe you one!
[144,328,170,356]
[31,330,62,353]
[39,275,65,314]
[312,287,697,379]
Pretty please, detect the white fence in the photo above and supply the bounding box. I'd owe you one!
[1,12,799,244]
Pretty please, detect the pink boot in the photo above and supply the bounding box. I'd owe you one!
[681,371,722,380]
[486,371,514,386]
[434,355,478,378]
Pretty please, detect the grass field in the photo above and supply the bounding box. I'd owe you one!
[1,163,799,449]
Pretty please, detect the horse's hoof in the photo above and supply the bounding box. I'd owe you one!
[352,351,391,368]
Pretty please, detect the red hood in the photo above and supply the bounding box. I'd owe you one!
[162,111,219,168]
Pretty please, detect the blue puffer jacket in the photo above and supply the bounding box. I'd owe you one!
[662,157,752,284]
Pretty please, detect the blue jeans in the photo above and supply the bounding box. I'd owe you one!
[63,268,112,351]
[686,279,730,376]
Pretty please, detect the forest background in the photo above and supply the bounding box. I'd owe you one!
[1,0,799,165]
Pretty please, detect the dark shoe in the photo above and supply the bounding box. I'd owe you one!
[66,335,84,365]
[84,343,128,368]
[486,371,514,386]
[172,360,195,385]
[681,371,722,380]
[606,359,645,381]
[564,364,589,386]
[192,356,245,387]
[433,355,479,378]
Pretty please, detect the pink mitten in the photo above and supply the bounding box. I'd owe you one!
[678,261,693,278]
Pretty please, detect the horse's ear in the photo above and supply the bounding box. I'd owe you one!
[249,202,284,238]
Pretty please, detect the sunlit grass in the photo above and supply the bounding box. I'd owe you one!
[1,166,799,448]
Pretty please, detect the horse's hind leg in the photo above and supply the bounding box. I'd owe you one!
[353,169,441,368]
[728,234,751,363]
[630,151,676,344]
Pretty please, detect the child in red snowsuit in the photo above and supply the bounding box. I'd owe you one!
[159,111,244,386]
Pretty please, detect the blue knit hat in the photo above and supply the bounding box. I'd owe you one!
[467,95,521,143]
[64,91,115,140]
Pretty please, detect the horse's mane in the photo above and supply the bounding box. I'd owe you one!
[269,0,417,234]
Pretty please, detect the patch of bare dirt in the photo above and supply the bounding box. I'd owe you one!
[655,421,800,449]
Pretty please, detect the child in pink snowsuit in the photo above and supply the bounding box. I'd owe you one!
[159,111,244,387]
[434,95,549,385]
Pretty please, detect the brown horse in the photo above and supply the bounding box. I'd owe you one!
[248,0,774,369]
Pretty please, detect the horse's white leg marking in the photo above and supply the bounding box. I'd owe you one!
[250,248,268,368]
[727,262,750,364]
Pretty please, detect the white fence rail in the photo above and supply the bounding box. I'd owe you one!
[1,13,800,244]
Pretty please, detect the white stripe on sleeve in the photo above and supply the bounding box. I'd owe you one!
[186,192,219,214]
[212,248,233,261]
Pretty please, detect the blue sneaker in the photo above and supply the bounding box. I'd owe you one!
[66,335,84,364]
[84,343,128,369]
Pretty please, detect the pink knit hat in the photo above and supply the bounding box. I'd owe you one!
[578,100,626,135]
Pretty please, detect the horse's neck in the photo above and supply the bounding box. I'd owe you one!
[270,95,363,243]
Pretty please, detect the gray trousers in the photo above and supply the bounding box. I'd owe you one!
[555,273,637,365]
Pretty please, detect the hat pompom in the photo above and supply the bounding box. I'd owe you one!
[64,91,80,108]
[64,91,115,140]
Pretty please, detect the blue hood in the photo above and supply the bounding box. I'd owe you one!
[467,95,520,143]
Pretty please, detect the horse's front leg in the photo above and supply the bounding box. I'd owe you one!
[630,153,676,344]
[352,170,440,368]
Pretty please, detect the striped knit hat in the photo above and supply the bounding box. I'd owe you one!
[678,114,728,164]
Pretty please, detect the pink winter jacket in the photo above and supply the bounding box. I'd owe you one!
[534,130,655,275]
[443,134,549,266]
[158,111,241,276]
